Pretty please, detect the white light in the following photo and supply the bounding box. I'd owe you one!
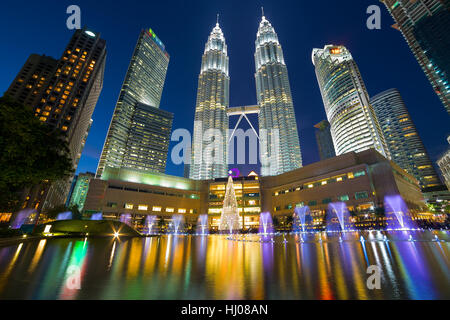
[85,30,96,37]
[44,225,52,233]
[114,232,119,238]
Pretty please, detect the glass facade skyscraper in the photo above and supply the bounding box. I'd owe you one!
[382,0,450,114]
[371,88,441,189]
[314,120,336,161]
[255,15,302,176]
[189,21,229,180]
[312,45,389,158]
[97,28,171,178]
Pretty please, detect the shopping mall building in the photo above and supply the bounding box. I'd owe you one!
[83,149,428,231]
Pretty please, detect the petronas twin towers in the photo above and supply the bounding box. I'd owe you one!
[189,13,303,180]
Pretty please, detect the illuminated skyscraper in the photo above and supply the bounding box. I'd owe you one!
[371,88,440,188]
[382,0,450,114]
[189,20,229,180]
[312,45,389,158]
[6,28,106,212]
[255,14,302,176]
[97,28,171,178]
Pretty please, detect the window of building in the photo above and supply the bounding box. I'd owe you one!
[354,170,366,177]
[106,202,117,208]
[308,201,317,206]
[138,205,148,211]
[178,208,186,214]
[355,191,369,200]
[338,195,349,201]
[166,207,174,213]
[322,198,332,204]
[124,203,133,209]
[152,206,162,212]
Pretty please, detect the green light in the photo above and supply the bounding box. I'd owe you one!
[391,1,400,9]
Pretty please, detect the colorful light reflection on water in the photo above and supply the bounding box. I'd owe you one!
[0,231,448,299]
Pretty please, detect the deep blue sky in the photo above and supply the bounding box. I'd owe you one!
[1,0,448,178]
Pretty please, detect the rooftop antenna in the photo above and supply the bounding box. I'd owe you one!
[217,13,219,25]
[261,6,265,17]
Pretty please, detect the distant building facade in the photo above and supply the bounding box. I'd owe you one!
[371,88,441,189]
[314,120,336,160]
[68,172,95,210]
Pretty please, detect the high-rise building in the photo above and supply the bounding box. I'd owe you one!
[382,0,450,114]
[312,45,389,158]
[5,54,57,107]
[314,120,336,161]
[189,20,229,180]
[437,136,450,190]
[68,172,95,210]
[371,88,441,188]
[6,28,106,212]
[255,14,302,176]
[97,28,171,178]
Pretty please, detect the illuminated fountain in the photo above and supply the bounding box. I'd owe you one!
[196,214,209,235]
[90,213,103,221]
[145,215,157,235]
[219,175,242,234]
[259,212,274,235]
[293,206,310,233]
[120,213,132,226]
[9,209,35,229]
[56,211,73,220]
[384,195,414,230]
[327,202,354,232]
[171,214,185,234]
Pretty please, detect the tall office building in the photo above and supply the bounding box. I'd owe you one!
[371,88,440,188]
[97,28,171,178]
[6,28,106,212]
[312,45,389,158]
[255,14,302,176]
[314,120,336,161]
[189,20,229,180]
[382,0,450,114]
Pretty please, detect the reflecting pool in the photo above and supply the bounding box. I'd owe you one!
[0,230,448,299]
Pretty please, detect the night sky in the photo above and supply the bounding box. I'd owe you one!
[1,0,448,178]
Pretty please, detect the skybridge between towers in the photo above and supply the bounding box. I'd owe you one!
[227,105,260,142]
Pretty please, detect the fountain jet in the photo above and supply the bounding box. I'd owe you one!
[196,214,209,235]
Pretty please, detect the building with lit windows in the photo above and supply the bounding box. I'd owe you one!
[371,88,441,189]
[5,28,106,212]
[314,120,336,160]
[255,14,302,176]
[84,149,426,230]
[97,28,171,178]
[189,20,229,180]
[312,45,389,158]
[68,172,95,210]
[382,0,450,114]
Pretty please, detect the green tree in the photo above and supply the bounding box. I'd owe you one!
[0,95,73,212]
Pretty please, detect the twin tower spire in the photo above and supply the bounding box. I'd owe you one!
[189,11,303,180]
